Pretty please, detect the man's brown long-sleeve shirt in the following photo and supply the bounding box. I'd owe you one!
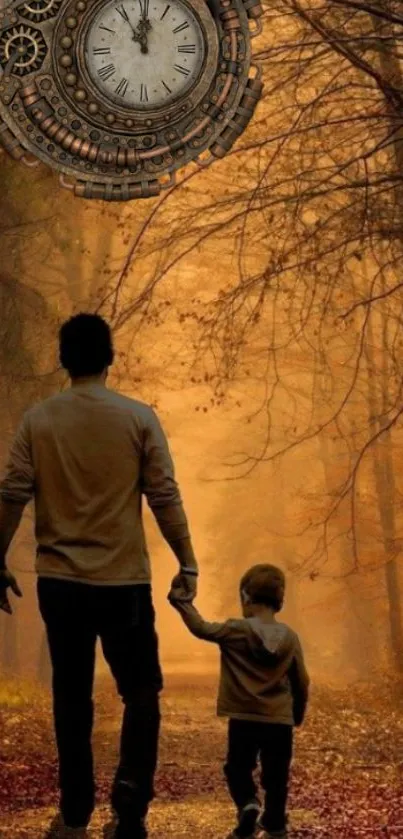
[0,382,190,585]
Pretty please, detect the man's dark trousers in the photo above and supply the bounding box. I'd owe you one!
[37,577,163,828]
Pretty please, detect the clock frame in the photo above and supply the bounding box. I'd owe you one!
[0,0,263,201]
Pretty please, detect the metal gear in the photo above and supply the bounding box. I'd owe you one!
[17,0,62,22]
[0,23,47,75]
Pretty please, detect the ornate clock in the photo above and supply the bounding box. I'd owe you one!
[0,0,263,200]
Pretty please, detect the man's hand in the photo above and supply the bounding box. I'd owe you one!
[168,570,197,605]
[0,568,22,614]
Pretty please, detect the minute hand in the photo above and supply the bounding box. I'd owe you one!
[116,4,139,37]
[139,0,151,26]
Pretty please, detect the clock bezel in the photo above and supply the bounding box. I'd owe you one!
[75,0,219,118]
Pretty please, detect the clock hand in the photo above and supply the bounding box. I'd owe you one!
[116,4,142,41]
[138,0,152,54]
[139,0,150,24]
[131,21,149,53]
[132,0,151,55]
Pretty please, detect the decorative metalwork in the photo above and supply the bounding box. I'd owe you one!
[0,0,263,201]
[17,0,63,22]
[0,23,46,75]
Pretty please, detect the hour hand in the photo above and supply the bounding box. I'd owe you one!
[132,24,149,52]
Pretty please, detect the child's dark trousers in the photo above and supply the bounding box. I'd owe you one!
[224,718,293,834]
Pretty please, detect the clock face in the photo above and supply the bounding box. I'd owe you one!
[84,0,206,110]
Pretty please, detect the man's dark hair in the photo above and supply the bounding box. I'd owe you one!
[240,564,285,612]
[59,313,114,378]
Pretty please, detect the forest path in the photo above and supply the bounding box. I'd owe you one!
[1,673,402,838]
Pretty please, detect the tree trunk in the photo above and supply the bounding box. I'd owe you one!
[312,345,373,676]
[365,309,403,673]
[316,427,374,678]
[0,156,61,677]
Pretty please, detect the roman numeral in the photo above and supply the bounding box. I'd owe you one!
[140,83,148,101]
[173,63,190,76]
[93,47,111,54]
[160,4,170,18]
[99,24,116,32]
[115,4,129,19]
[162,80,172,93]
[98,63,115,80]
[139,0,149,16]
[177,44,196,53]
[172,21,189,33]
[116,78,128,97]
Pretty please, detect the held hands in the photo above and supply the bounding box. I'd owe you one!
[168,570,197,607]
[0,568,22,615]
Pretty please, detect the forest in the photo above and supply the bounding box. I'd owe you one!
[1,1,403,837]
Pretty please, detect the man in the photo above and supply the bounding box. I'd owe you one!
[0,313,199,839]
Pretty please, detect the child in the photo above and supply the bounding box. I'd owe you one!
[168,564,309,839]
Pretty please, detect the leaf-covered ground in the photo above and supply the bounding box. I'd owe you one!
[1,673,403,838]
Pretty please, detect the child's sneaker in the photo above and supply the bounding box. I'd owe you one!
[255,826,287,839]
[113,816,147,839]
[227,799,261,838]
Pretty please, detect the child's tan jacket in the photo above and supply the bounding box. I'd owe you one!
[172,600,309,725]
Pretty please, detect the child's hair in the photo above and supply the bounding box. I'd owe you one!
[240,564,285,612]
